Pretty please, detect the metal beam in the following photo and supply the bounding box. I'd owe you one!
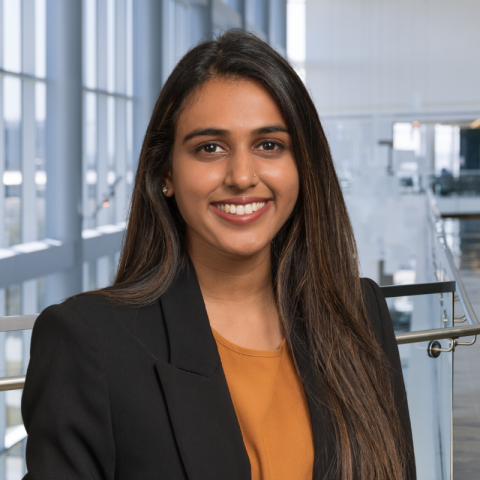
[0,224,125,288]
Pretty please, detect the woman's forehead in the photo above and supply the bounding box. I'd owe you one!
[175,78,286,137]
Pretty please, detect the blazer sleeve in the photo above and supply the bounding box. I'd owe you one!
[21,301,116,480]
[362,278,417,480]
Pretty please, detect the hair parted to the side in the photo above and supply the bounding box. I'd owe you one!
[97,30,409,479]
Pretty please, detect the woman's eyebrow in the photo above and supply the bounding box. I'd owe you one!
[183,128,229,143]
[251,125,289,136]
[182,125,289,144]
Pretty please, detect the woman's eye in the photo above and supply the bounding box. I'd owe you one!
[198,143,221,154]
[259,141,282,151]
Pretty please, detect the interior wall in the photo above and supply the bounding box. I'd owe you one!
[305,0,480,118]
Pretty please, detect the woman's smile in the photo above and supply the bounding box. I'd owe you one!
[211,197,271,225]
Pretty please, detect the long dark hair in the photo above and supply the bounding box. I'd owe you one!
[99,30,408,479]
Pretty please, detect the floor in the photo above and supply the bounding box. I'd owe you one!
[448,219,480,478]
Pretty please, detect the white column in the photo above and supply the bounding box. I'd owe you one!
[44,0,83,305]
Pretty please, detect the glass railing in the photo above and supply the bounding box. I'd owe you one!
[429,171,480,197]
[382,282,457,480]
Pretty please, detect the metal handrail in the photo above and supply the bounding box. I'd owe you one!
[396,324,480,345]
[0,376,26,391]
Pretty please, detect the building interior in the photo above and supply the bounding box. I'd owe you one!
[0,0,479,478]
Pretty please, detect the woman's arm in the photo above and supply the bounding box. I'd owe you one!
[362,278,417,480]
[21,301,116,479]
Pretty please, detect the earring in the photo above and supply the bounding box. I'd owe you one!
[253,174,256,177]
[162,186,168,194]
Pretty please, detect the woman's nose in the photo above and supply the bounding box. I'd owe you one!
[224,149,258,191]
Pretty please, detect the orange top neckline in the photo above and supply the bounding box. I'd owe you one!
[213,327,314,480]
[211,328,286,358]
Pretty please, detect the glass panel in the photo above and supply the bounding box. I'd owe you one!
[107,96,115,223]
[84,92,97,229]
[3,76,22,247]
[3,0,21,73]
[34,0,46,78]
[126,99,133,199]
[35,82,46,240]
[84,0,97,89]
[107,0,115,92]
[386,291,454,480]
[125,0,133,97]
[0,326,30,477]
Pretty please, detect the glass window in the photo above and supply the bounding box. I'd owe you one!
[35,82,46,239]
[3,0,22,73]
[3,76,22,247]
[35,0,46,78]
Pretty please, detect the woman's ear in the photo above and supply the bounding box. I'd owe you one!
[162,172,174,197]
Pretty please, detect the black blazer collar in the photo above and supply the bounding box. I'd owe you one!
[159,261,219,377]
[157,262,251,480]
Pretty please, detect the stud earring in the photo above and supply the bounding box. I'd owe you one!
[253,174,256,177]
[162,186,168,194]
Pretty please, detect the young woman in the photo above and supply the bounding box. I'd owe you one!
[22,30,415,480]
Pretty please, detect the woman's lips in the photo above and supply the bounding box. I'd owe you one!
[210,200,271,225]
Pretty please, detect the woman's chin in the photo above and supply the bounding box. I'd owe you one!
[216,240,270,259]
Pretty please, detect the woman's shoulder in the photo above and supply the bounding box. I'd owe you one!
[33,293,168,361]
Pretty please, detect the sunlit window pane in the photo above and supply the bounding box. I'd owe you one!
[35,0,46,78]
[3,0,22,73]
[36,82,47,239]
[84,0,97,89]
[393,123,421,155]
[107,0,115,92]
[84,92,97,228]
[3,76,22,247]
[126,0,133,97]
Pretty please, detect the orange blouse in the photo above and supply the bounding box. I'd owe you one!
[212,329,314,480]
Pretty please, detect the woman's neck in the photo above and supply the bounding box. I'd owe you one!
[187,238,284,350]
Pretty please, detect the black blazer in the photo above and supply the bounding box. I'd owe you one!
[22,265,416,479]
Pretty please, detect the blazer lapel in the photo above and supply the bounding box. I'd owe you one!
[290,322,337,479]
[156,262,251,480]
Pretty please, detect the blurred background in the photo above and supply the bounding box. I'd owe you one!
[0,0,479,478]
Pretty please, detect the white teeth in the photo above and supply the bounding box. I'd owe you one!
[216,201,267,215]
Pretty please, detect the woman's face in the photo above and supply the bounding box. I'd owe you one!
[167,78,299,258]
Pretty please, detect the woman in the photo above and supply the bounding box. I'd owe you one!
[22,30,415,479]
